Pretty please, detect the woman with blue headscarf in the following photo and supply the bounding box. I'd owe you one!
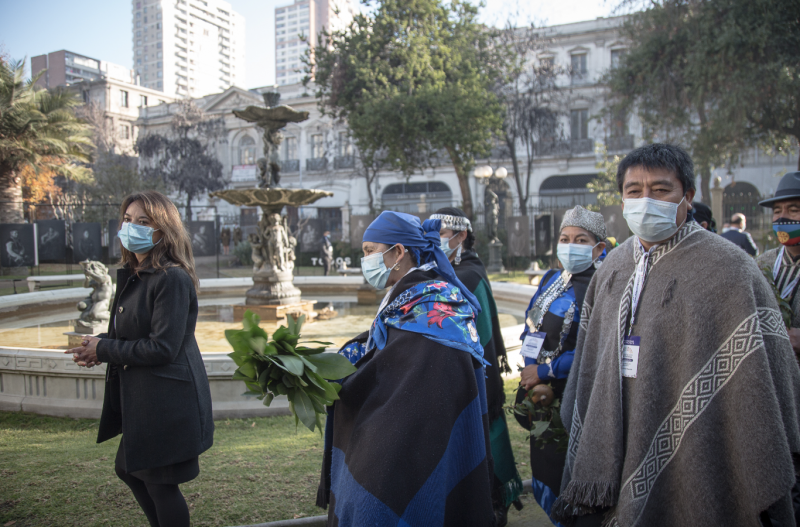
[316,211,494,527]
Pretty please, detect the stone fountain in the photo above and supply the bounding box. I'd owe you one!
[211,92,332,322]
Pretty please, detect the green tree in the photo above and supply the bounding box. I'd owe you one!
[587,143,622,209]
[491,24,566,215]
[0,59,93,222]
[604,1,748,205]
[310,0,505,219]
[701,0,800,169]
[136,101,225,220]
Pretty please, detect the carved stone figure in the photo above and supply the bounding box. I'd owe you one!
[487,189,500,243]
[233,92,310,189]
[76,260,113,332]
[248,233,266,272]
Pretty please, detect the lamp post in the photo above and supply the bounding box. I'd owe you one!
[473,166,508,273]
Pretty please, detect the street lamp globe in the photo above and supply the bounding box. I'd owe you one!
[494,167,508,179]
[474,165,492,179]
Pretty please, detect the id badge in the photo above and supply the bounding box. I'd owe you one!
[521,332,546,363]
[622,336,640,378]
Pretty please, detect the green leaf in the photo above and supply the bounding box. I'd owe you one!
[273,326,290,342]
[249,336,267,355]
[263,343,279,356]
[262,392,275,407]
[530,420,551,439]
[275,355,305,376]
[290,389,318,432]
[237,360,257,379]
[245,310,263,329]
[305,371,340,402]
[304,353,357,380]
[232,369,253,382]
[294,346,327,356]
[227,350,248,367]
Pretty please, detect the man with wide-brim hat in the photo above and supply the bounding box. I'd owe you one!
[758,171,800,357]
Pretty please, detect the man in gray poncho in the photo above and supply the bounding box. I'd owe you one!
[552,143,800,527]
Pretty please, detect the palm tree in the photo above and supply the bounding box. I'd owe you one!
[0,59,94,223]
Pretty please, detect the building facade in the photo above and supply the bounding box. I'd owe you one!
[275,0,355,86]
[131,0,245,97]
[31,50,134,90]
[135,16,797,247]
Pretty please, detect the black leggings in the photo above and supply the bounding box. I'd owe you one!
[115,466,190,527]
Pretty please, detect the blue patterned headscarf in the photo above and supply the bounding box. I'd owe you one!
[363,211,482,315]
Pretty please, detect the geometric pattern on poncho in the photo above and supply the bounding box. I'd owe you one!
[623,307,787,514]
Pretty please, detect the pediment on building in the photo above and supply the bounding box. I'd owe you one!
[205,87,263,114]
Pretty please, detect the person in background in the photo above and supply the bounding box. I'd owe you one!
[517,205,607,525]
[320,230,333,276]
[317,211,494,526]
[758,171,800,360]
[690,201,716,232]
[721,212,758,255]
[433,207,523,526]
[67,191,214,527]
[552,144,800,527]
[220,226,231,256]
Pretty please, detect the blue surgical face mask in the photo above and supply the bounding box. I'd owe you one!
[361,244,399,289]
[118,222,160,254]
[557,242,600,274]
[440,236,462,258]
[622,197,685,243]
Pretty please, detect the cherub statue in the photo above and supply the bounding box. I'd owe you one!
[76,260,113,331]
[248,233,265,272]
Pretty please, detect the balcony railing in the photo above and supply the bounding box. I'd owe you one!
[534,138,594,157]
[605,135,634,152]
[334,155,355,169]
[280,159,300,172]
[306,157,328,171]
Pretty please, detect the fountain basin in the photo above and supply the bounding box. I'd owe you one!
[0,279,535,419]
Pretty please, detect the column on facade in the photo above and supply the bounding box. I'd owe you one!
[340,201,351,243]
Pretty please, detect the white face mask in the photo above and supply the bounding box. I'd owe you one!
[622,197,685,243]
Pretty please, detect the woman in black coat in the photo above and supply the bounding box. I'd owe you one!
[68,191,214,527]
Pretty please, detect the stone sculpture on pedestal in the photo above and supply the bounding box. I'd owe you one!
[76,260,113,332]
[233,92,309,189]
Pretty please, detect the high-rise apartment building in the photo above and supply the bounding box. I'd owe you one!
[275,0,355,86]
[132,0,246,97]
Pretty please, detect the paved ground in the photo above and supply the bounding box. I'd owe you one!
[507,493,554,527]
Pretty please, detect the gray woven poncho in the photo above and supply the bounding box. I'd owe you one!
[553,221,800,526]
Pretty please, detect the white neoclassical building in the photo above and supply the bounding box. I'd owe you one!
[135,15,798,244]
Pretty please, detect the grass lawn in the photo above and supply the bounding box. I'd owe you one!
[0,377,533,527]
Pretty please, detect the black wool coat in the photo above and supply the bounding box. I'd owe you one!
[95,264,214,473]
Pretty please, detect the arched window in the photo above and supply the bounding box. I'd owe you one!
[239,135,256,165]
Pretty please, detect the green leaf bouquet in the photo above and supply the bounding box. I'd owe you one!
[226,310,357,433]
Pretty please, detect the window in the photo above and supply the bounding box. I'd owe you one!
[571,53,587,75]
[570,109,589,140]
[136,12,141,18]
[140,95,148,107]
[610,49,626,69]
[120,90,129,107]
[136,40,142,46]
[82,91,90,103]
[137,59,142,65]
[119,124,130,140]
[337,132,353,157]
[283,136,298,160]
[136,20,142,27]
[157,71,162,78]
[310,134,324,158]
[238,136,256,165]
[136,31,141,37]
[157,61,162,68]
[156,22,161,29]
[610,109,627,137]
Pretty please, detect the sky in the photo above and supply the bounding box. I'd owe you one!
[0,0,614,90]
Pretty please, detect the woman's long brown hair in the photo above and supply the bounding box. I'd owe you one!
[117,191,200,292]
